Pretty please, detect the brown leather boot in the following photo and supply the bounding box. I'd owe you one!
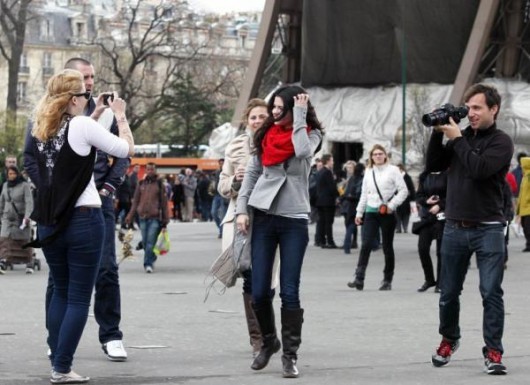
[243,293,262,357]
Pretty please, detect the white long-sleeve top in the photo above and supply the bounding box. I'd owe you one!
[355,163,408,217]
[68,115,129,207]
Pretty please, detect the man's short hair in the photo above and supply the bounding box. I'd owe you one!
[321,154,333,165]
[464,83,501,118]
[64,57,92,70]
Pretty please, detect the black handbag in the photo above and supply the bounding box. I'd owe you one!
[411,216,436,235]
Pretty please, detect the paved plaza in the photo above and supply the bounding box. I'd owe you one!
[1,218,529,384]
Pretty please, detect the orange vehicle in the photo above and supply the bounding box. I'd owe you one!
[129,157,220,179]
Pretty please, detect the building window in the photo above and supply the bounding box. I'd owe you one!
[43,52,53,75]
[41,19,54,41]
[17,82,27,102]
[19,53,29,74]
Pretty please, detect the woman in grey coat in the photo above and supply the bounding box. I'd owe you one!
[236,85,323,378]
[0,165,34,273]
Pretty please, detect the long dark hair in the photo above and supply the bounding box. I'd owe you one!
[253,84,324,158]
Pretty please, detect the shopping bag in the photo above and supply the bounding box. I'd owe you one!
[153,231,170,256]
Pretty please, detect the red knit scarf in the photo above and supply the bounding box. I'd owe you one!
[261,124,310,166]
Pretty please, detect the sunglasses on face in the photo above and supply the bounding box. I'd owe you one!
[71,91,91,100]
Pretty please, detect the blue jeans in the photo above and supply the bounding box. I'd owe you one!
[139,218,161,268]
[439,221,505,352]
[251,211,308,310]
[95,196,123,344]
[40,207,104,373]
[211,194,228,235]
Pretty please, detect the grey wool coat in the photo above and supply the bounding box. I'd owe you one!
[0,181,34,240]
[236,106,322,217]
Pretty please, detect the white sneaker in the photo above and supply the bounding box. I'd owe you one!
[26,267,34,274]
[145,266,153,273]
[103,340,127,362]
[50,370,89,384]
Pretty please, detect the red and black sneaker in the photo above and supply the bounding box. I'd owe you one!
[483,347,507,375]
[432,338,460,367]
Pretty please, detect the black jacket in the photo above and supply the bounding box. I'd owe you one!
[415,171,447,221]
[425,123,513,223]
[315,167,338,207]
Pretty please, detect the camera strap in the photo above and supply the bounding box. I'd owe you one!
[372,170,386,204]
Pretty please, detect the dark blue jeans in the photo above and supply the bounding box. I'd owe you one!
[251,211,308,310]
[439,221,505,352]
[40,207,104,373]
[355,212,396,282]
[95,196,123,344]
[139,218,161,268]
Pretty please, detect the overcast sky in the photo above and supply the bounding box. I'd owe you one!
[188,0,266,13]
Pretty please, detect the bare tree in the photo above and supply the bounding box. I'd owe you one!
[0,0,32,153]
[91,0,247,140]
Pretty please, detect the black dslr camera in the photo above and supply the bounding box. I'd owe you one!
[422,103,469,127]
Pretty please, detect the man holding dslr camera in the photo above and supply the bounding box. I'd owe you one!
[425,84,513,375]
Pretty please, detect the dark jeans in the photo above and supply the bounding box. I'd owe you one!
[355,212,396,282]
[317,206,335,245]
[139,218,161,268]
[251,211,308,310]
[45,199,123,346]
[95,196,123,344]
[40,207,104,373]
[439,221,505,352]
[417,222,443,284]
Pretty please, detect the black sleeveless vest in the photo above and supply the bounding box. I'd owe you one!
[28,118,96,247]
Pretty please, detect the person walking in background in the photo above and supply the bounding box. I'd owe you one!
[427,83,512,375]
[171,176,184,221]
[347,144,407,291]
[315,154,339,248]
[26,69,134,383]
[125,162,169,273]
[115,173,132,229]
[211,158,229,239]
[516,157,530,252]
[340,163,365,254]
[0,165,34,273]
[236,85,323,378]
[414,170,447,292]
[0,155,18,196]
[218,98,268,358]
[511,152,526,197]
[128,164,140,230]
[196,171,213,221]
[308,157,322,230]
[24,57,131,365]
[395,163,416,233]
[182,168,197,222]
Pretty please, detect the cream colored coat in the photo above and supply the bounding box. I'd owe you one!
[218,130,253,250]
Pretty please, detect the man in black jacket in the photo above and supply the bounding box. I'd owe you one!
[315,154,339,248]
[24,58,130,362]
[427,84,513,375]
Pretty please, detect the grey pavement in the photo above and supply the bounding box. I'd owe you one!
[1,217,529,385]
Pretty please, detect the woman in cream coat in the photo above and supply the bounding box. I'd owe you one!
[218,98,268,357]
